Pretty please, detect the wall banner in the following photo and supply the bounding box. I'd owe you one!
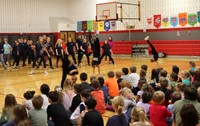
[104,21,110,31]
[98,21,104,31]
[110,21,116,30]
[188,13,197,26]
[87,20,93,31]
[170,16,178,27]
[178,13,187,26]
[77,21,82,32]
[154,15,161,28]
[162,17,169,27]
[93,20,98,31]
[82,21,87,31]
[197,11,200,23]
[147,17,152,25]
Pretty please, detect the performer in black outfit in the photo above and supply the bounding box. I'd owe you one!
[100,40,114,64]
[79,38,90,65]
[12,40,20,69]
[61,55,78,88]
[144,36,159,66]
[66,37,77,64]
[91,35,101,74]
[76,35,83,65]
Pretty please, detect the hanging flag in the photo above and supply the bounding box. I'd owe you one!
[110,21,116,30]
[154,15,161,28]
[170,16,178,27]
[104,21,110,31]
[178,13,187,26]
[87,20,93,31]
[77,21,82,32]
[147,17,152,25]
[93,20,98,31]
[98,21,104,31]
[82,21,87,31]
[162,17,169,27]
[197,11,200,23]
[188,13,197,26]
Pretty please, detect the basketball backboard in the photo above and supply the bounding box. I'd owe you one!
[96,2,118,21]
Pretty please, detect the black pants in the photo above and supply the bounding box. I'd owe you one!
[147,40,159,61]
[56,55,62,66]
[79,52,90,65]
[77,50,82,63]
[69,52,77,64]
[100,53,114,64]
[21,53,27,66]
[32,55,46,68]
[13,55,20,67]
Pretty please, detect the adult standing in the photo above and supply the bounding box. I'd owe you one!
[76,35,83,65]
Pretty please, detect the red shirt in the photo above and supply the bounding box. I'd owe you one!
[91,90,106,114]
[149,104,172,126]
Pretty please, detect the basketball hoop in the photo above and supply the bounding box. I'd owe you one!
[100,15,109,20]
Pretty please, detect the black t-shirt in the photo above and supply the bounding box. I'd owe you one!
[47,103,70,126]
[93,38,100,57]
[81,43,88,52]
[82,110,104,126]
[76,38,82,49]
[102,44,111,54]
[67,42,75,53]
[81,82,90,90]
[69,94,81,112]
[0,43,4,54]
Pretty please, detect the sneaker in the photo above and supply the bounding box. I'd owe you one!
[44,71,48,74]
[12,66,16,69]
[29,70,34,75]
[144,36,149,41]
[50,66,54,69]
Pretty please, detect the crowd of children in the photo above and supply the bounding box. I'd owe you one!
[0,60,200,126]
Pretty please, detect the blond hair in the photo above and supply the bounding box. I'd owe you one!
[119,80,132,89]
[55,38,62,47]
[63,78,74,91]
[121,87,132,98]
[131,106,149,123]
[112,96,124,115]
[153,91,165,103]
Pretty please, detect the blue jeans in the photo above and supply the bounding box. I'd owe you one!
[0,54,6,69]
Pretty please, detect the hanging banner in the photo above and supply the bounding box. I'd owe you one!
[93,20,98,31]
[98,21,104,31]
[77,21,82,32]
[188,13,197,26]
[110,21,116,30]
[87,20,93,31]
[198,11,200,23]
[162,17,169,27]
[104,21,110,31]
[170,16,178,27]
[82,21,87,31]
[154,15,161,28]
[147,17,152,25]
[178,13,187,26]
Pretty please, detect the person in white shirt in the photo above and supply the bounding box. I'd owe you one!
[129,66,140,90]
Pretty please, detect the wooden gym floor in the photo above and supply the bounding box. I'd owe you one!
[0,55,199,123]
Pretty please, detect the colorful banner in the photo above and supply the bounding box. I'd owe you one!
[162,17,169,27]
[93,20,98,31]
[170,16,178,27]
[110,21,116,30]
[98,21,104,31]
[147,17,152,25]
[179,13,187,26]
[87,20,93,31]
[198,11,200,23]
[104,21,110,31]
[82,21,87,31]
[77,21,82,32]
[154,15,161,28]
[188,13,197,26]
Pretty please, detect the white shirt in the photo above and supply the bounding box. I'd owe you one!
[129,73,140,88]
[41,94,50,111]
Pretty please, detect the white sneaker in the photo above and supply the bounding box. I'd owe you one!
[144,36,149,41]
[29,70,34,75]
[44,71,48,74]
